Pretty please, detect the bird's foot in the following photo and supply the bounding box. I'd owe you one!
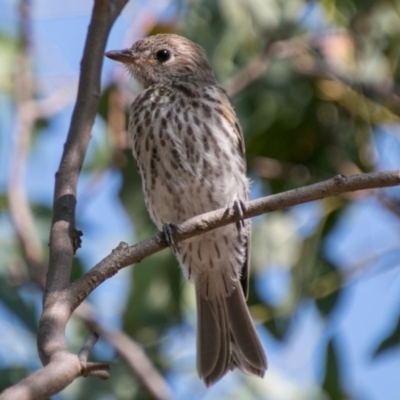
[162,223,179,253]
[232,199,246,233]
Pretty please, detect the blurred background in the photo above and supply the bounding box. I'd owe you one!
[1,0,400,399]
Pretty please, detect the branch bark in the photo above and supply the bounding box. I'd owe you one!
[68,170,400,307]
[38,0,128,367]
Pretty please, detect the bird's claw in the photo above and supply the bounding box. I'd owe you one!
[232,199,246,233]
[163,223,178,253]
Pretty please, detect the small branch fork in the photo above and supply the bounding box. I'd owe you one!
[77,332,110,380]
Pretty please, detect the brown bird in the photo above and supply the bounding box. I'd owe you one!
[105,34,267,386]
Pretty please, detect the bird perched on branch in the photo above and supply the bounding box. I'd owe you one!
[105,33,267,386]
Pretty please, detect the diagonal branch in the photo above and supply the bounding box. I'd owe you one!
[67,170,400,308]
[46,0,127,297]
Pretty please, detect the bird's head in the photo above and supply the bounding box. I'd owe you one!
[105,34,216,88]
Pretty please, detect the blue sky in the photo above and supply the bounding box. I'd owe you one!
[1,1,400,399]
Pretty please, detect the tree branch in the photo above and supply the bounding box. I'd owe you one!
[0,353,82,400]
[38,0,128,367]
[67,170,400,307]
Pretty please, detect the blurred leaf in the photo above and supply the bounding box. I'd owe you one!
[97,84,114,122]
[82,132,113,173]
[30,203,52,220]
[372,315,400,358]
[289,205,344,318]
[322,337,350,400]
[0,194,7,211]
[123,250,183,338]
[30,202,53,247]
[70,257,85,283]
[321,200,347,236]
[264,312,291,341]
[0,277,37,333]
[313,258,343,317]
[0,367,28,392]
[290,223,323,302]
[0,33,18,93]
[252,212,302,272]
[31,117,50,144]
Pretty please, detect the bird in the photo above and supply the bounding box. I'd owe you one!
[105,33,267,386]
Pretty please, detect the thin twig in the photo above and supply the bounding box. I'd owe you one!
[78,332,99,362]
[376,192,400,218]
[7,3,78,286]
[80,362,110,379]
[293,55,400,119]
[75,304,173,400]
[7,0,45,283]
[223,36,310,97]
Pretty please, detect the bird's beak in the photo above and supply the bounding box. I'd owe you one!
[104,49,134,63]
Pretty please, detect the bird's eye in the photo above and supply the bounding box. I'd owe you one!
[156,49,170,62]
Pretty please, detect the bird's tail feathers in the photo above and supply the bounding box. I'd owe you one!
[195,276,267,386]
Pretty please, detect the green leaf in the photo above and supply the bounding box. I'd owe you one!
[264,312,291,341]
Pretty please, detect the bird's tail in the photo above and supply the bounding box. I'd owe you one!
[195,278,267,386]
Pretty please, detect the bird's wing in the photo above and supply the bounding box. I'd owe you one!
[211,86,250,298]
